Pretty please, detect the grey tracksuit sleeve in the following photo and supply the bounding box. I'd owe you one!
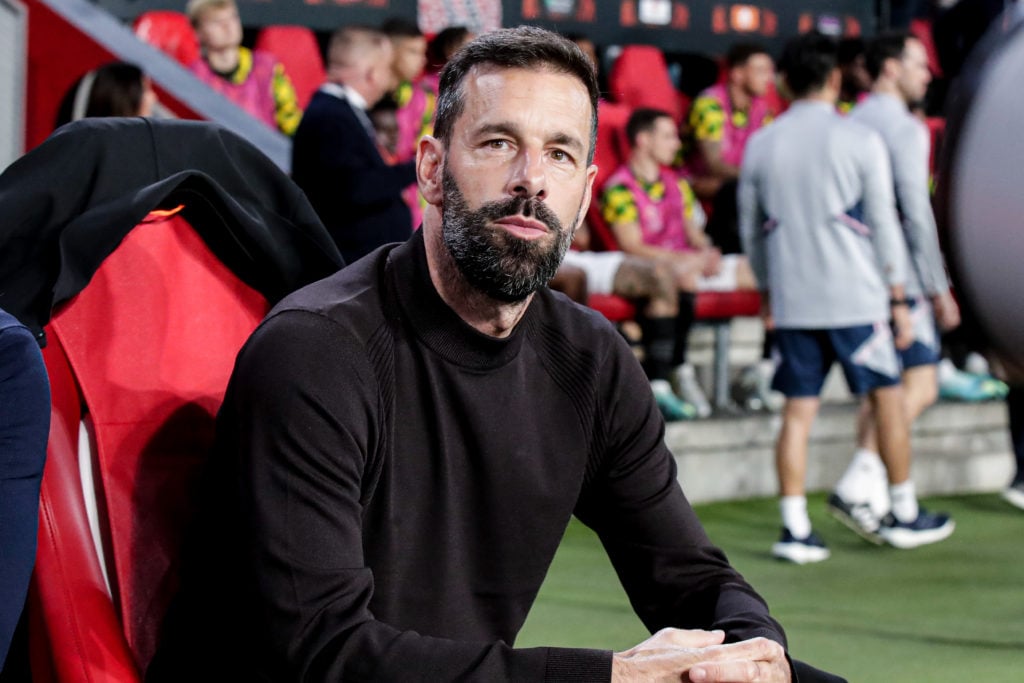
[738,164,768,291]
[738,100,907,329]
[852,95,950,298]
[861,134,908,289]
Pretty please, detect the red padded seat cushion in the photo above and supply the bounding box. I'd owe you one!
[694,290,761,320]
[587,293,636,323]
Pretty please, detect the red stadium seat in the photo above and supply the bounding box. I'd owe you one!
[608,44,681,121]
[594,100,631,194]
[29,214,268,681]
[132,11,199,67]
[254,25,326,110]
[910,17,943,77]
[586,293,636,322]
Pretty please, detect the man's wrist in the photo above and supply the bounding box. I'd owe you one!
[890,298,910,307]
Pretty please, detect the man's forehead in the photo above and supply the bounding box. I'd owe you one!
[459,65,592,123]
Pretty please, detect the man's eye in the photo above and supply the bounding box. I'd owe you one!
[551,149,573,163]
[488,140,509,149]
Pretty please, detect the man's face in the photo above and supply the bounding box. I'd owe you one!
[897,38,931,105]
[644,116,682,166]
[739,53,775,97]
[368,42,397,105]
[194,4,242,52]
[438,67,596,302]
[392,36,428,83]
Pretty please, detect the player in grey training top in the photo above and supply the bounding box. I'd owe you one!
[830,32,962,534]
[739,31,955,564]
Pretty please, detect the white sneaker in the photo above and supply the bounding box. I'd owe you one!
[772,528,831,564]
[672,363,712,418]
[877,509,956,549]
[1002,482,1024,511]
[965,352,991,377]
[732,361,783,412]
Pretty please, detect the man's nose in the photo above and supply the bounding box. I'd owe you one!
[507,150,547,200]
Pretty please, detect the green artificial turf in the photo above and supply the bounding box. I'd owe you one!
[516,493,1024,682]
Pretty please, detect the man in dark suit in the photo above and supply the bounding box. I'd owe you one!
[292,26,417,263]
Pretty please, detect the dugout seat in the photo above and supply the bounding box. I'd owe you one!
[254,25,326,110]
[608,44,681,121]
[27,212,269,681]
[132,11,200,67]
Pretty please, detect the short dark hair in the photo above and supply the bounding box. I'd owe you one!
[626,107,673,148]
[865,32,911,80]
[433,26,599,164]
[778,31,839,98]
[726,42,771,69]
[380,17,422,39]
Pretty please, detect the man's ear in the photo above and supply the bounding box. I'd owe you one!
[575,163,598,231]
[417,136,444,205]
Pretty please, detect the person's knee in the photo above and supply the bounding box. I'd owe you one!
[673,267,699,294]
[782,397,819,427]
[904,368,939,409]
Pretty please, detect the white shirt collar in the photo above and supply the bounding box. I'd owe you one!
[320,82,369,111]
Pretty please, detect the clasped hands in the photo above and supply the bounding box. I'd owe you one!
[612,628,790,683]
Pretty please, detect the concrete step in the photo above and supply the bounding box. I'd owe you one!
[665,399,1013,504]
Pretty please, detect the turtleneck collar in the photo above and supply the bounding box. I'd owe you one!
[386,230,533,370]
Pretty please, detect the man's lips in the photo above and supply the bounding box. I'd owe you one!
[494,216,550,240]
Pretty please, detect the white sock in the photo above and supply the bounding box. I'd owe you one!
[835,449,884,502]
[890,480,919,523]
[780,496,811,538]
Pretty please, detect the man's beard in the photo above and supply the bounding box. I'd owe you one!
[440,166,579,303]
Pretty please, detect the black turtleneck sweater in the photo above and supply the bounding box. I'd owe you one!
[149,230,790,682]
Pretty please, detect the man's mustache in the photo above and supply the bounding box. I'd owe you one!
[473,196,563,233]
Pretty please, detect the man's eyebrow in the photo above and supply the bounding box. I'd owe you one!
[472,122,585,155]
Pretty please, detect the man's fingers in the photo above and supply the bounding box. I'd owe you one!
[688,659,766,682]
[684,638,788,682]
[650,627,726,650]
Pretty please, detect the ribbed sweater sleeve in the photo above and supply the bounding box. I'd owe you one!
[574,334,787,648]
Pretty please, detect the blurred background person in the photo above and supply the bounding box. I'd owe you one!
[686,41,775,255]
[741,31,953,563]
[186,0,302,136]
[54,61,159,127]
[425,25,475,84]
[602,107,765,417]
[382,17,434,228]
[292,26,415,263]
[829,31,961,536]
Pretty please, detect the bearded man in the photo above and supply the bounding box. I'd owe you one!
[150,26,843,683]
